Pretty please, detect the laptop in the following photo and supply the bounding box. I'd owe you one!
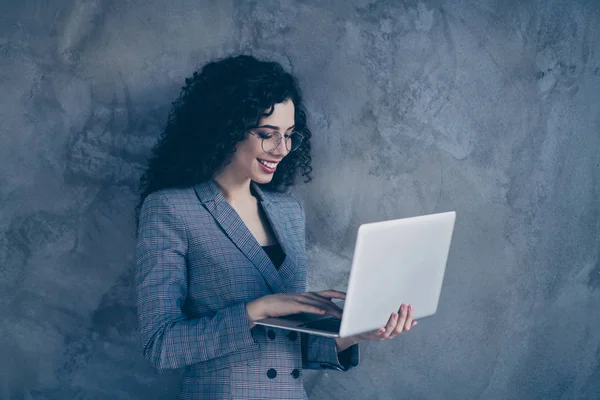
[254,211,456,338]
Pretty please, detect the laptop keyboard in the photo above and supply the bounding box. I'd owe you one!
[298,317,341,332]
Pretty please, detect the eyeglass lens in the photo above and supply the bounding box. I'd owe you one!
[262,132,303,152]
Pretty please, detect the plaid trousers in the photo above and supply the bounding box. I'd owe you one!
[135,179,359,399]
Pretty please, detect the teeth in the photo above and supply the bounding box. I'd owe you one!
[258,159,277,168]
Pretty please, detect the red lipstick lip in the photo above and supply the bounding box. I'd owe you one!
[258,158,277,173]
[257,158,280,163]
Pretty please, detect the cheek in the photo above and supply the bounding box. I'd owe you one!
[232,142,252,158]
[236,138,261,155]
[236,145,262,166]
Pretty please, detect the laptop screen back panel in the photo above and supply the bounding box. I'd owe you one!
[339,212,456,338]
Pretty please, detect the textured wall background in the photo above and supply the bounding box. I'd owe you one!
[1,0,599,399]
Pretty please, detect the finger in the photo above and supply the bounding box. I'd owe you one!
[389,311,406,339]
[315,289,347,300]
[328,302,344,316]
[293,304,328,315]
[390,319,418,338]
[368,326,385,341]
[404,304,414,331]
[304,293,343,314]
[296,296,343,318]
[311,292,345,311]
[388,305,407,339]
[368,328,384,339]
[394,304,408,334]
[321,306,343,319]
[381,312,396,338]
[305,294,344,315]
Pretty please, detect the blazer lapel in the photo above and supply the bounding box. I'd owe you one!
[192,179,290,294]
[253,184,298,291]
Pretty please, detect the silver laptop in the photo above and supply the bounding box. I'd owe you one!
[254,211,457,338]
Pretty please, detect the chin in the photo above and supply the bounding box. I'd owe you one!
[253,174,274,184]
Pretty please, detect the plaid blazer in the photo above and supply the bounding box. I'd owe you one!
[135,179,360,400]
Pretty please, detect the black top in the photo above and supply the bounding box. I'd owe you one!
[258,199,286,269]
[262,243,285,269]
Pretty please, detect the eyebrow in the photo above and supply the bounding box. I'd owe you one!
[256,124,295,131]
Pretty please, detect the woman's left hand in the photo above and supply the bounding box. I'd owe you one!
[338,303,417,350]
[363,303,417,341]
[335,303,417,352]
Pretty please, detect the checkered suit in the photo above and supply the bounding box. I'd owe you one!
[135,179,359,399]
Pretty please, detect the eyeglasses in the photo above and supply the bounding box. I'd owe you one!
[247,129,305,153]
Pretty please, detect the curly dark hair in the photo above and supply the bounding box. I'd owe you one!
[135,54,313,228]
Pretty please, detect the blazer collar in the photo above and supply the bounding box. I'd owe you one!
[194,178,271,206]
[192,179,293,294]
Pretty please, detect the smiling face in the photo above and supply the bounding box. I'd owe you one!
[223,99,296,185]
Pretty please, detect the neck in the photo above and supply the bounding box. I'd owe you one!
[212,170,255,206]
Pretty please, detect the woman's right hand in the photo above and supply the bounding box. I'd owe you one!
[246,290,346,327]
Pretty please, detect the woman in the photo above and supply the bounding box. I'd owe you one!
[134,54,416,399]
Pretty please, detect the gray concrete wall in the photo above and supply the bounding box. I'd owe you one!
[1,0,599,399]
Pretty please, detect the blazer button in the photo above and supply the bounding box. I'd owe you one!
[288,331,298,341]
[267,368,277,379]
[267,330,276,340]
[290,369,301,379]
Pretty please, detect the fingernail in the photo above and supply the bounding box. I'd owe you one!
[401,304,406,311]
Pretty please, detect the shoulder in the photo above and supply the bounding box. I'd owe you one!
[261,188,302,210]
[260,188,306,226]
[141,187,198,215]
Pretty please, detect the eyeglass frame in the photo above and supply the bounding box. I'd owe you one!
[246,128,305,153]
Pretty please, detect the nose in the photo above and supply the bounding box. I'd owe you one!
[269,136,289,158]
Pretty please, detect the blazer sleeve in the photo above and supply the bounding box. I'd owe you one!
[135,191,256,374]
[294,197,360,372]
[301,334,360,371]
